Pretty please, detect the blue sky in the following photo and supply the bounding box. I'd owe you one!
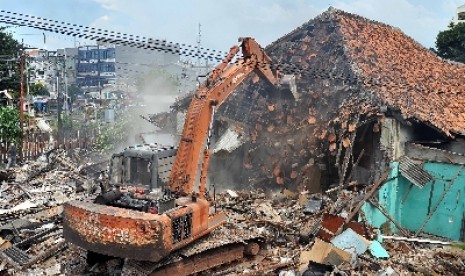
[0,0,463,53]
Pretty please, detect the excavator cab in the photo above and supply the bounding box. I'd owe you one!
[109,143,177,191]
[63,144,189,261]
[93,144,179,214]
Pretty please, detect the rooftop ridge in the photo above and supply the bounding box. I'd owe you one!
[332,8,440,59]
[264,7,465,136]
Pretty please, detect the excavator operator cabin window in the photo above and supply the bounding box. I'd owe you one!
[125,157,151,186]
[109,155,123,185]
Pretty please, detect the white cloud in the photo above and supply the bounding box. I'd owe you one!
[91,14,110,26]
[88,0,324,53]
[93,0,123,12]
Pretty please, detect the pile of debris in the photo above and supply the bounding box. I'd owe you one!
[0,153,464,275]
[209,186,465,275]
[0,149,104,275]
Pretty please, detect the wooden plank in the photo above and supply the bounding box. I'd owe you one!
[344,168,392,224]
[332,168,393,237]
[368,197,409,236]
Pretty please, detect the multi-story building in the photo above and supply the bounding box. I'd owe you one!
[27,49,48,86]
[76,45,116,89]
[115,44,180,80]
[27,48,77,98]
[27,50,60,99]
[25,41,189,114]
[76,42,181,92]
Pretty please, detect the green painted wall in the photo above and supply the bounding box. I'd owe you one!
[362,162,465,241]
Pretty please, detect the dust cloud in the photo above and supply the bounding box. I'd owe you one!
[120,71,181,149]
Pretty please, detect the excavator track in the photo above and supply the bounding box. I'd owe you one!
[121,224,263,275]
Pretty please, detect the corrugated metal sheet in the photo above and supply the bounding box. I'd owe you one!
[398,156,433,188]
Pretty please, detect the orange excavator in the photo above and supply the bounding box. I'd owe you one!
[63,38,280,272]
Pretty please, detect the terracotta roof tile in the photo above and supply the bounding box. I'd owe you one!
[334,10,465,136]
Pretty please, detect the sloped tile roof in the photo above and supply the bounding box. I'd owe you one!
[334,9,465,136]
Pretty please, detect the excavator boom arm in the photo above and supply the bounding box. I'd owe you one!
[169,38,278,195]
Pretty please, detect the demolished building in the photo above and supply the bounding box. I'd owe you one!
[2,7,465,275]
[156,7,465,241]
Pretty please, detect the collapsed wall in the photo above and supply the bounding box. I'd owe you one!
[210,8,361,191]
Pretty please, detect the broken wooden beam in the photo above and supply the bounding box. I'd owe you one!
[344,168,392,225]
[368,197,409,236]
[332,168,392,237]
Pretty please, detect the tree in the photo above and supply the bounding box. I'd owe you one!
[29,82,49,96]
[0,106,22,145]
[95,114,132,153]
[0,27,21,93]
[435,22,465,63]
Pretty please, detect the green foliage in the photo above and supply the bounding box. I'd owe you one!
[61,114,82,131]
[0,106,22,145]
[61,114,73,130]
[435,22,465,63]
[29,83,49,96]
[452,243,465,251]
[47,114,83,138]
[94,115,132,153]
[0,27,21,93]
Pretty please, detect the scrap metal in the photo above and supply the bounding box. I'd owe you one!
[398,156,433,188]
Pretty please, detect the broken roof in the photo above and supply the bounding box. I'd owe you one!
[267,8,465,137]
[336,9,465,137]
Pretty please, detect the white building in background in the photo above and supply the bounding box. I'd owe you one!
[454,4,465,24]
[26,49,49,86]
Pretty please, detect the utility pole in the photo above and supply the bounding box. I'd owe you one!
[64,49,69,115]
[19,42,24,161]
[43,32,46,50]
[26,56,30,112]
[98,44,102,108]
[56,53,63,144]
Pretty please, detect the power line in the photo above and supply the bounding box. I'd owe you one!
[0,10,228,61]
[0,11,352,81]
[1,10,228,55]
[1,9,444,96]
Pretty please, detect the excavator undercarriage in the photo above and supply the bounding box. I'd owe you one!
[123,224,263,275]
